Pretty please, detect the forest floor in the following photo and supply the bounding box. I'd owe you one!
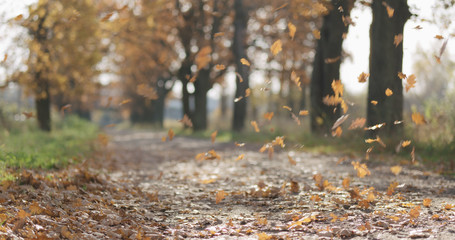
[1,129,455,239]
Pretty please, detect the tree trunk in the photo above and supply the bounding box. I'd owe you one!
[310,0,354,134]
[232,0,250,132]
[36,84,51,132]
[193,69,210,131]
[367,0,410,138]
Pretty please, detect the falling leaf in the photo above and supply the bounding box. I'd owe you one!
[364,123,385,130]
[439,39,449,59]
[235,72,244,83]
[402,140,411,147]
[332,126,342,137]
[387,182,398,196]
[423,198,432,207]
[211,131,217,143]
[14,14,23,21]
[168,129,174,141]
[235,154,245,161]
[332,114,349,130]
[195,46,212,70]
[179,114,193,127]
[282,106,292,111]
[22,112,35,119]
[288,22,296,39]
[161,136,166,142]
[240,58,250,66]
[390,165,402,176]
[312,29,320,39]
[342,177,350,189]
[414,25,422,29]
[234,96,243,102]
[251,121,260,132]
[215,190,226,204]
[215,64,226,70]
[245,88,251,97]
[352,161,371,178]
[290,181,300,193]
[358,72,369,83]
[411,112,426,125]
[119,99,132,105]
[235,142,245,147]
[214,32,225,37]
[299,110,309,116]
[101,12,114,21]
[405,74,416,92]
[434,35,444,40]
[366,146,374,160]
[263,112,274,121]
[411,146,416,163]
[382,2,394,18]
[348,118,366,130]
[398,72,407,79]
[371,100,378,105]
[409,206,421,219]
[270,40,282,56]
[2,53,7,63]
[288,155,296,165]
[332,80,344,97]
[59,104,72,116]
[325,56,341,64]
[385,88,393,96]
[394,34,403,47]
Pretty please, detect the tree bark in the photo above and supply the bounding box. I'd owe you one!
[310,0,354,134]
[193,68,210,131]
[36,83,51,131]
[232,0,250,132]
[367,0,410,137]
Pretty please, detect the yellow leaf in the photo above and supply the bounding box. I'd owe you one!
[215,190,226,204]
[235,154,245,161]
[312,29,321,39]
[367,191,375,202]
[351,161,371,178]
[405,74,416,92]
[257,232,272,240]
[299,110,309,116]
[211,131,217,143]
[310,195,322,202]
[423,198,432,207]
[385,88,393,96]
[168,129,175,141]
[200,179,216,184]
[332,126,342,137]
[288,22,296,39]
[270,40,282,56]
[409,206,421,219]
[402,140,411,147]
[282,105,292,111]
[444,203,454,210]
[161,136,166,142]
[371,100,378,105]
[2,53,7,62]
[382,2,394,18]
[390,165,402,176]
[411,112,426,125]
[215,64,226,70]
[240,58,250,66]
[358,72,369,83]
[387,182,398,196]
[394,34,403,47]
[263,112,274,121]
[250,121,260,132]
[331,80,344,97]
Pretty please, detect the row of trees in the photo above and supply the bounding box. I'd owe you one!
[2,0,447,141]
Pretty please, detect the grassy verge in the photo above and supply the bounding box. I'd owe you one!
[0,116,99,174]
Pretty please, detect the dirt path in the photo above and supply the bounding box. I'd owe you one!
[108,130,455,239]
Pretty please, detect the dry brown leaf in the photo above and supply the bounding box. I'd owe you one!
[325,56,341,64]
[423,198,432,207]
[101,12,114,21]
[332,114,349,130]
[398,72,407,79]
[312,29,320,39]
[119,99,132,106]
[288,155,297,165]
[409,206,421,219]
[195,46,212,70]
[179,114,193,127]
[342,177,350,189]
[387,182,398,196]
[352,161,371,178]
[411,112,426,125]
[215,64,226,70]
[263,112,274,121]
[348,118,366,130]
[257,232,272,240]
[382,2,394,18]
[214,32,225,37]
[245,88,251,97]
[358,72,369,83]
[290,181,300,193]
[394,34,403,47]
[435,35,444,40]
[168,129,175,141]
[405,74,417,92]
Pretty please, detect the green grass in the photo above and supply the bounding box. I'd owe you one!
[0,115,99,170]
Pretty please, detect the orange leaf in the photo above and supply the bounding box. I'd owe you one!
[352,161,371,178]
[409,206,421,219]
[211,131,217,143]
[423,198,432,207]
[435,35,444,40]
[288,22,296,39]
[245,88,251,97]
[348,118,366,130]
[13,14,23,21]
[235,154,245,161]
[270,40,282,56]
[402,140,411,147]
[342,177,350,189]
[101,12,114,21]
[385,88,393,96]
[23,112,35,119]
[290,181,300,193]
[405,74,416,92]
[288,155,296,165]
[312,29,320,39]
[214,32,225,37]
[179,114,193,127]
[382,2,394,18]
[371,100,378,105]
[215,190,226,204]
[257,232,272,240]
[168,129,175,141]
[394,34,403,47]
[263,112,274,121]
[215,64,226,70]
[250,121,260,132]
[411,112,426,125]
[299,110,309,116]
[282,105,292,111]
[332,126,342,137]
[240,58,250,66]
[398,72,407,79]
[119,99,131,106]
